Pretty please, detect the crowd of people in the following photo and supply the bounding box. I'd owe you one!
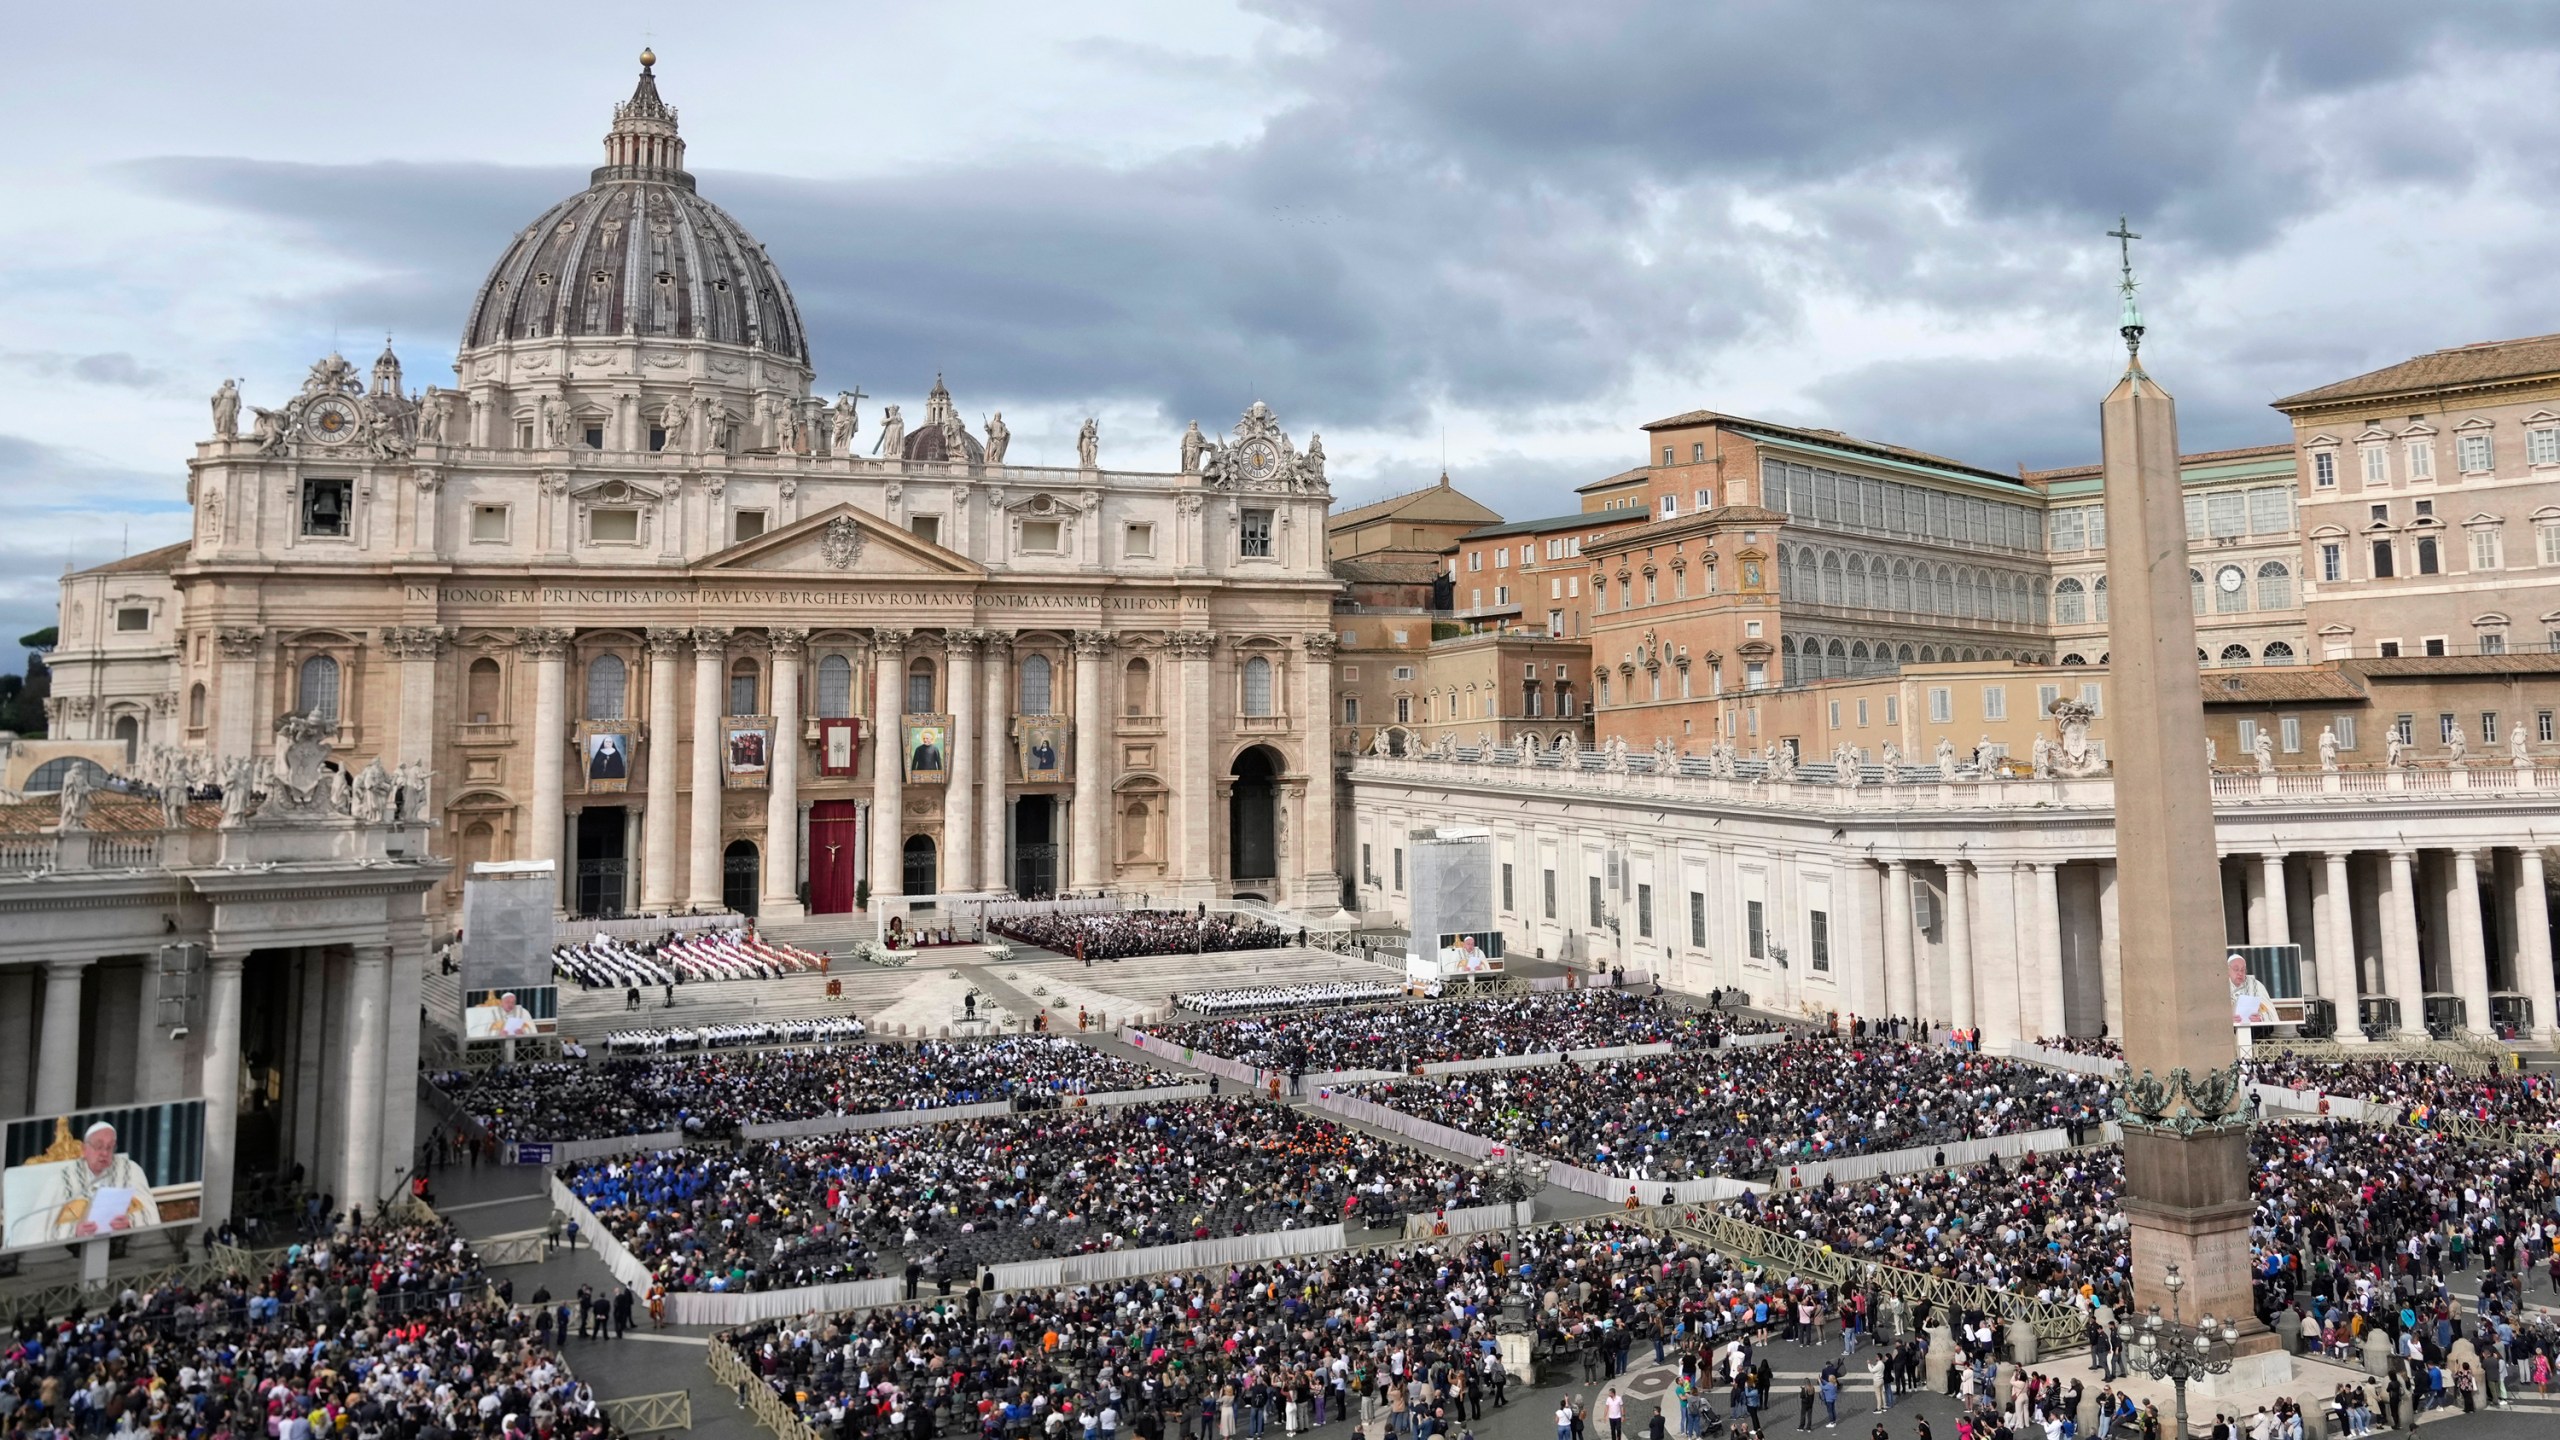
[1172,980,1410,1015]
[2248,1050,2560,1131]
[562,1099,1474,1291]
[1362,1036,2117,1179]
[995,908,1288,961]
[1147,991,1761,1074]
[598,1016,869,1054]
[2028,1035,2124,1059]
[438,1037,1171,1141]
[553,927,829,989]
[0,1212,620,1440]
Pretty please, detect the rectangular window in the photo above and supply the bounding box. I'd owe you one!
[2407,440,2434,480]
[2183,494,2206,540]
[2080,682,2102,713]
[2280,716,2301,753]
[589,507,640,543]
[2393,714,2414,744]
[1693,442,1707,463]
[729,670,759,715]
[1393,666,1414,681]
[1809,910,1830,971]
[1637,883,1654,939]
[1857,699,1870,726]
[1982,686,2007,721]
[1394,696,1410,723]
[2425,636,2446,656]
[1124,522,1155,559]
[114,607,149,633]
[2541,524,2560,567]
[2534,428,2560,466]
[1468,551,1483,572]
[471,504,509,542]
[2048,508,2084,552]
[1495,585,1510,606]
[2085,505,2105,548]
[1501,863,1515,913]
[1393,849,1404,891]
[2207,492,2246,538]
[1496,547,1510,568]
[1689,891,1706,948]
[2459,433,2494,472]
[1361,843,1373,884]
[2440,713,2459,744]
[1662,446,1675,466]
[300,478,352,537]
[2335,715,2357,750]
[2483,712,2501,747]
[1695,487,1713,509]
[2541,711,2555,744]
[1828,701,1841,728]
[648,426,667,453]
[1588,875,1606,928]
[1022,519,1064,553]
[2313,451,2337,488]
[2378,640,2402,658]
[2319,543,2343,582]
[2371,541,2394,579]
[2236,718,2259,752]
[1746,900,1766,959]
[1239,510,1273,558]
[1660,495,1678,518]
[732,510,768,543]
[2248,487,2291,533]
[583,425,605,450]
[1885,696,1898,724]
[2362,446,2388,484]
[2472,530,2501,571]
[1543,868,1558,920]
[1928,687,1952,724]
[1341,695,1360,724]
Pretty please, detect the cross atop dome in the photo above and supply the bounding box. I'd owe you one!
[603,48,686,182]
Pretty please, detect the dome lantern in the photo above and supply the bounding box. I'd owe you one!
[600,49,687,186]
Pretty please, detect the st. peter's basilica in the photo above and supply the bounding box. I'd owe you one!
[44,52,1342,921]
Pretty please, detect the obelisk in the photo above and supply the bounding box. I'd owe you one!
[2096,221,2269,1355]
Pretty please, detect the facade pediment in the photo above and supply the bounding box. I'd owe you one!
[695,503,986,579]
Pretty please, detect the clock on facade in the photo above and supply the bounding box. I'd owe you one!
[306,397,360,444]
[2217,567,2243,593]
[1238,436,1282,483]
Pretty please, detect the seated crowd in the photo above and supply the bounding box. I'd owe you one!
[994,909,1286,960]
[0,1214,617,1440]
[1172,980,1409,1016]
[562,1099,1473,1291]
[440,1036,1168,1141]
[2028,1034,2124,1060]
[2248,1051,2560,1132]
[599,1017,868,1054]
[1362,1035,2116,1178]
[1148,991,1767,1073]
[554,927,828,989]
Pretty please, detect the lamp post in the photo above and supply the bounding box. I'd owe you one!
[2114,1263,2240,1440]
[1479,1128,1550,1334]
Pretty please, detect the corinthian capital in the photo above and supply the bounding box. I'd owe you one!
[646,627,693,657]
[692,626,735,657]
[514,626,572,658]
[947,629,986,658]
[1071,629,1116,657]
[215,626,263,659]
[768,627,810,658]
[1302,632,1341,660]
[873,627,914,651]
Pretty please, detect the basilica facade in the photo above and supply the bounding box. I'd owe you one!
[49,54,1341,919]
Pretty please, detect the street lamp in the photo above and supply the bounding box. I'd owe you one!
[1478,1128,1551,1334]
[2114,1263,2240,1440]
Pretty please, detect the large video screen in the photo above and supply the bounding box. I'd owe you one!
[463,985,559,1038]
[2228,943,2305,1027]
[2,1100,205,1252]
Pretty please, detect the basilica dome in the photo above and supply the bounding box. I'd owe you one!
[458,53,808,367]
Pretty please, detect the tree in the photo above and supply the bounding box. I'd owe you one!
[0,626,54,735]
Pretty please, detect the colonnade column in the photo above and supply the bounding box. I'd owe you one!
[1882,860,1916,1020]
[761,630,807,917]
[34,958,85,1114]
[2318,852,2363,1041]
[944,632,980,894]
[2382,848,2426,1036]
[1069,630,1110,892]
[1974,865,2020,1045]
[685,628,731,911]
[1172,632,1216,895]
[198,953,244,1229]
[2256,853,2291,946]
[519,627,571,898]
[869,629,911,906]
[340,945,390,1208]
[2097,863,2124,1038]
[1945,863,1977,1033]
[2451,848,2493,1035]
[640,627,687,912]
[979,635,1011,894]
[2032,861,2065,1039]
[2515,847,2557,1040]
[1302,634,1341,902]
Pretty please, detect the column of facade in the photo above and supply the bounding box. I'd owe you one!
[2382,848,2427,1036]
[1173,633,1216,895]
[1069,630,1111,891]
[2031,861,2065,1039]
[382,626,447,770]
[2515,847,2557,1040]
[761,629,807,915]
[1883,860,1917,1020]
[339,945,390,1208]
[519,627,571,898]
[213,628,263,760]
[2254,853,2290,945]
[639,628,688,912]
[34,959,85,1113]
[685,628,731,910]
[198,953,244,1228]
[979,635,1011,894]
[1838,853,1878,1019]
[2317,852,2363,1041]
[2096,862,2124,1036]
[2450,848,2493,1034]
[1973,864,2021,1045]
[1945,862,1977,1033]
[943,632,980,893]
[869,629,911,905]
[1302,635,1341,900]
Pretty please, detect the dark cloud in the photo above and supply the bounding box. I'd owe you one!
[0,436,189,645]
[110,5,2560,468]
[0,350,171,390]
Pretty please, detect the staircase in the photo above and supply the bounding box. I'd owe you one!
[758,914,879,954]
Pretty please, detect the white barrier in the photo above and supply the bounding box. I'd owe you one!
[539,1131,687,1165]
[1775,1124,2116,1188]
[570,913,743,942]
[532,1084,1211,1156]
[1546,1163,1760,1206]
[1524,970,1652,994]
[2004,1042,2126,1078]
[2253,1083,2376,1121]
[1302,1090,1500,1160]
[1407,1199,1535,1238]
[985,1224,1346,1290]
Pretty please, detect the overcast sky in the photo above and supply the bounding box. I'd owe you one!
[6,2,2560,642]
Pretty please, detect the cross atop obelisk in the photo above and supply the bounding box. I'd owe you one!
[2109,215,2145,358]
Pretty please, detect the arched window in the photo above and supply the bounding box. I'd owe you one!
[1121,801,1152,861]
[2215,565,2249,613]
[2060,653,2088,667]
[1124,657,1153,717]
[1936,566,1956,616]
[816,654,854,717]
[2093,576,2109,623]
[2256,561,2292,611]
[1599,672,1614,706]
[728,658,760,715]
[1845,556,1868,609]
[2219,644,2254,667]
[1019,654,1054,716]
[297,654,340,721]
[2190,568,2206,616]
[1896,644,1914,665]
[1918,646,1937,664]
[1776,548,1795,601]
[1820,552,1843,606]
[2054,578,2086,625]
[112,713,139,763]
[467,657,501,723]
[1241,655,1275,716]
[1891,560,1912,611]
[584,653,627,719]
[2262,641,2297,666]
[905,658,937,714]
[24,757,105,794]
[1780,638,1799,686]
[187,682,206,729]
[2416,536,2441,575]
